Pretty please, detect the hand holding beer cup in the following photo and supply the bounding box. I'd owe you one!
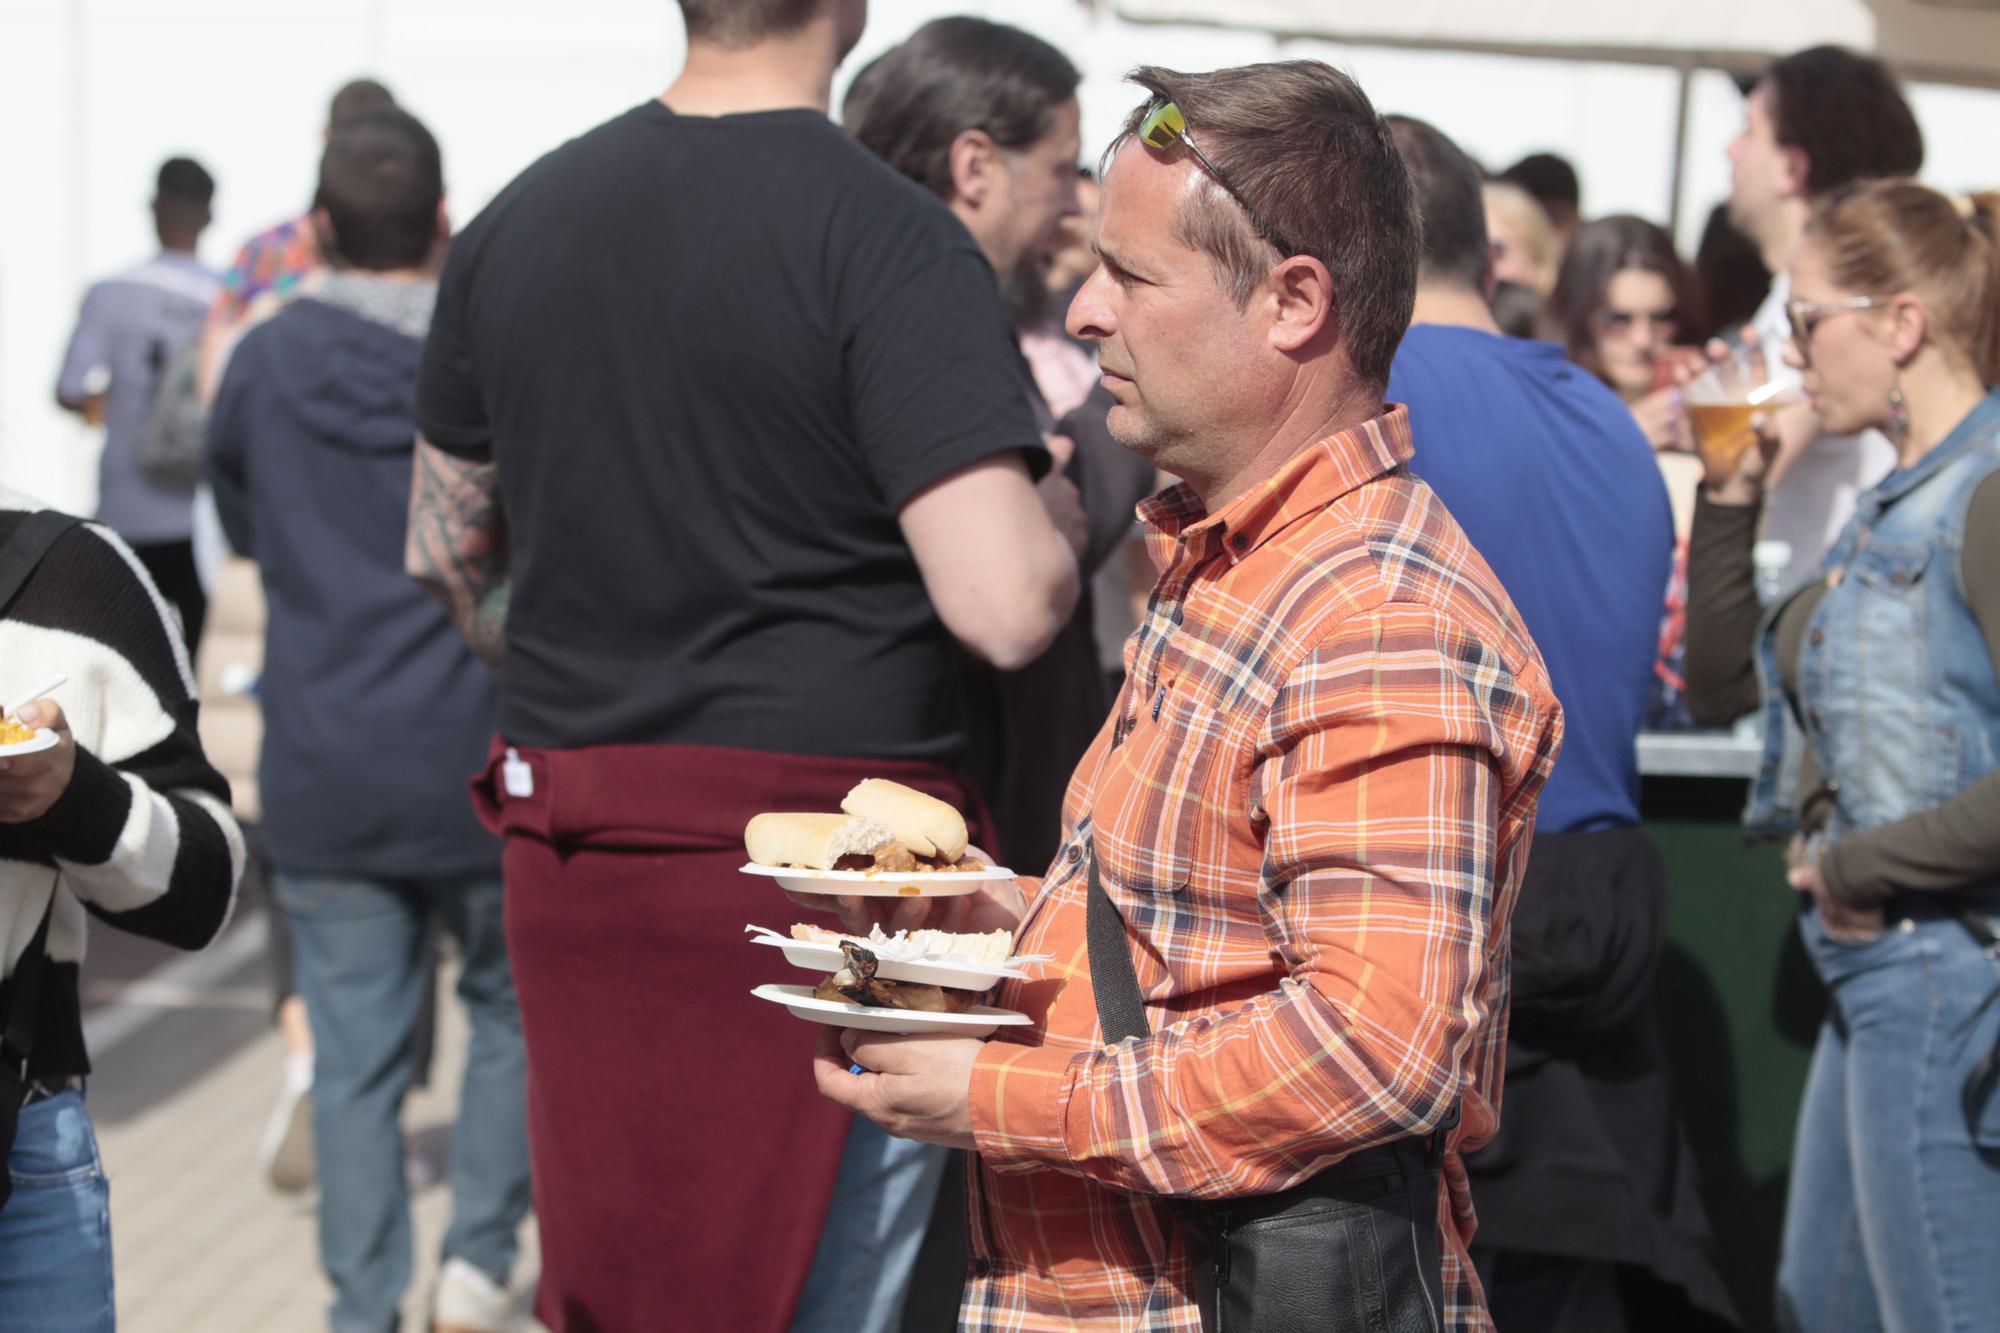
[1679,328,1800,503]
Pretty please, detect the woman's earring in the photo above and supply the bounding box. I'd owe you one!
[1886,380,1909,437]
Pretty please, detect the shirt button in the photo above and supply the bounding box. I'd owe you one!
[1808,707,1824,728]
[1066,844,1084,865]
[1231,534,1249,551]
[1809,628,1824,647]
[971,1257,993,1278]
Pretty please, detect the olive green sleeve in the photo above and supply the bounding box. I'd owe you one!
[1682,493,1766,726]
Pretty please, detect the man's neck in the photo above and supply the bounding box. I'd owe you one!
[1758,199,1808,275]
[661,28,838,118]
[158,236,199,257]
[1196,378,1385,513]
[949,199,1004,274]
[1409,282,1500,336]
[335,265,432,285]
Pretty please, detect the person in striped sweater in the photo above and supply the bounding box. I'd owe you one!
[0,490,246,1328]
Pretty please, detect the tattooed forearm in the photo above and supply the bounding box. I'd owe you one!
[407,436,510,672]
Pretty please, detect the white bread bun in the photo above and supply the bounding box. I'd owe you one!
[841,779,969,861]
[744,813,894,870]
[790,922,1014,966]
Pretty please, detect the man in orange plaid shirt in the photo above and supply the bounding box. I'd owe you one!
[817,60,1563,1332]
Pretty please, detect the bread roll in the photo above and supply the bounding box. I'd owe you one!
[841,779,969,861]
[744,813,894,870]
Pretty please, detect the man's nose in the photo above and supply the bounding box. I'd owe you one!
[1066,267,1113,342]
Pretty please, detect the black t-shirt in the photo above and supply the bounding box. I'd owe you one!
[416,102,1043,762]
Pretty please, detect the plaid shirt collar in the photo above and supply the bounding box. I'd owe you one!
[1137,404,1414,571]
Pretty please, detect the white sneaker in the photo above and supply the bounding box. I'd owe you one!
[431,1256,517,1333]
[256,1051,314,1194]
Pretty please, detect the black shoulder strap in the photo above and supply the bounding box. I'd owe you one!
[1087,846,1153,1044]
[0,509,85,1072]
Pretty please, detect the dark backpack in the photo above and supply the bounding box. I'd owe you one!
[135,332,207,489]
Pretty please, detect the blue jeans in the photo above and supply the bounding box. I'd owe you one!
[0,1090,114,1331]
[790,1117,949,1333]
[1777,909,2000,1333]
[276,870,532,1333]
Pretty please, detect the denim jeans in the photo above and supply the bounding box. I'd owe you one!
[0,1090,114,1331]
[1777,909,2000,1333]
[276,870,532,1333]
[789,1116,950,1333]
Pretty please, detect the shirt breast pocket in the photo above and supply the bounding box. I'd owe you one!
[1091,687,1230,897]
[1848,538,1931,596]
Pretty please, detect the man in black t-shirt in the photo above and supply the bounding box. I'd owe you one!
[406,2,1081,1328]
[845,18,1159,881]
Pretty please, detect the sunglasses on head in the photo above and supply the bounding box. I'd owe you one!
[1137,100,1296,258]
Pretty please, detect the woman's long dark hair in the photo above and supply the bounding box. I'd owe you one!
[1545,215,1698,386]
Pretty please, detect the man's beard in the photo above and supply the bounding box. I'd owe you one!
[1000,251,1054,328]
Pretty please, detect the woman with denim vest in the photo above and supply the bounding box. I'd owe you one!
[1683,179,2000,1332]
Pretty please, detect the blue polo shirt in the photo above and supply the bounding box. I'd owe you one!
[1389,324,1673,833]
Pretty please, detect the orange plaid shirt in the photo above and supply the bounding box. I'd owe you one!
[963,406,1563,1331]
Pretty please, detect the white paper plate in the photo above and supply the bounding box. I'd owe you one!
[746,930,1028,990]
[739,861,1012,898]
[0,728,58,758]
[751,983,1032,1037]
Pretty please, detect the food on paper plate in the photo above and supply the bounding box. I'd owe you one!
[809,940,976,1013]
[743,812,898,872]
[742,780,987,873]
[0,717,37,745]
[789,922,1014,966]
[839,779,969,862]
[795,924,1016,1013]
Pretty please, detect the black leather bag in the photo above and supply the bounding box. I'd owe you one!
[1086,848,1450,1333]
[0,510,84,1213]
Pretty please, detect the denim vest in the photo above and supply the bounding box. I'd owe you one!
[1746,389,2000,843]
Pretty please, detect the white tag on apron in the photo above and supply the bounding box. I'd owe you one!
[502,747,534,799]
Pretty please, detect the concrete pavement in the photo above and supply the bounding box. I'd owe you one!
[82,908,542,1332]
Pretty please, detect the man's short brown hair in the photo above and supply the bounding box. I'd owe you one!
[1762,46,1923,197]
[676,0,822,48]
[328,78,395,131]
[1108,62,1418,391]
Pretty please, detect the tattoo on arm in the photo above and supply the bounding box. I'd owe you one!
[407,437,510,671]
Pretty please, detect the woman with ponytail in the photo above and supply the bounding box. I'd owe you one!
[1683,179,2000,1330]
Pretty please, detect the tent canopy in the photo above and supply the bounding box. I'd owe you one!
[1113,0,2000,87]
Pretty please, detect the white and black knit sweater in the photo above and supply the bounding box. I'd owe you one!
[0,490,245,1078]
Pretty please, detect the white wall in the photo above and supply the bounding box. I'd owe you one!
[7,0,1998,512]
[0,0,681,512]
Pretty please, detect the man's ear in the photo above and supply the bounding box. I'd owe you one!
[309,205,339,264]
[1778,143,1812,201]
[948,128,999,210]
[1268,254,1335,354]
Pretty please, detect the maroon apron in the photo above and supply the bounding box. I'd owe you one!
[469,740,989,1333]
